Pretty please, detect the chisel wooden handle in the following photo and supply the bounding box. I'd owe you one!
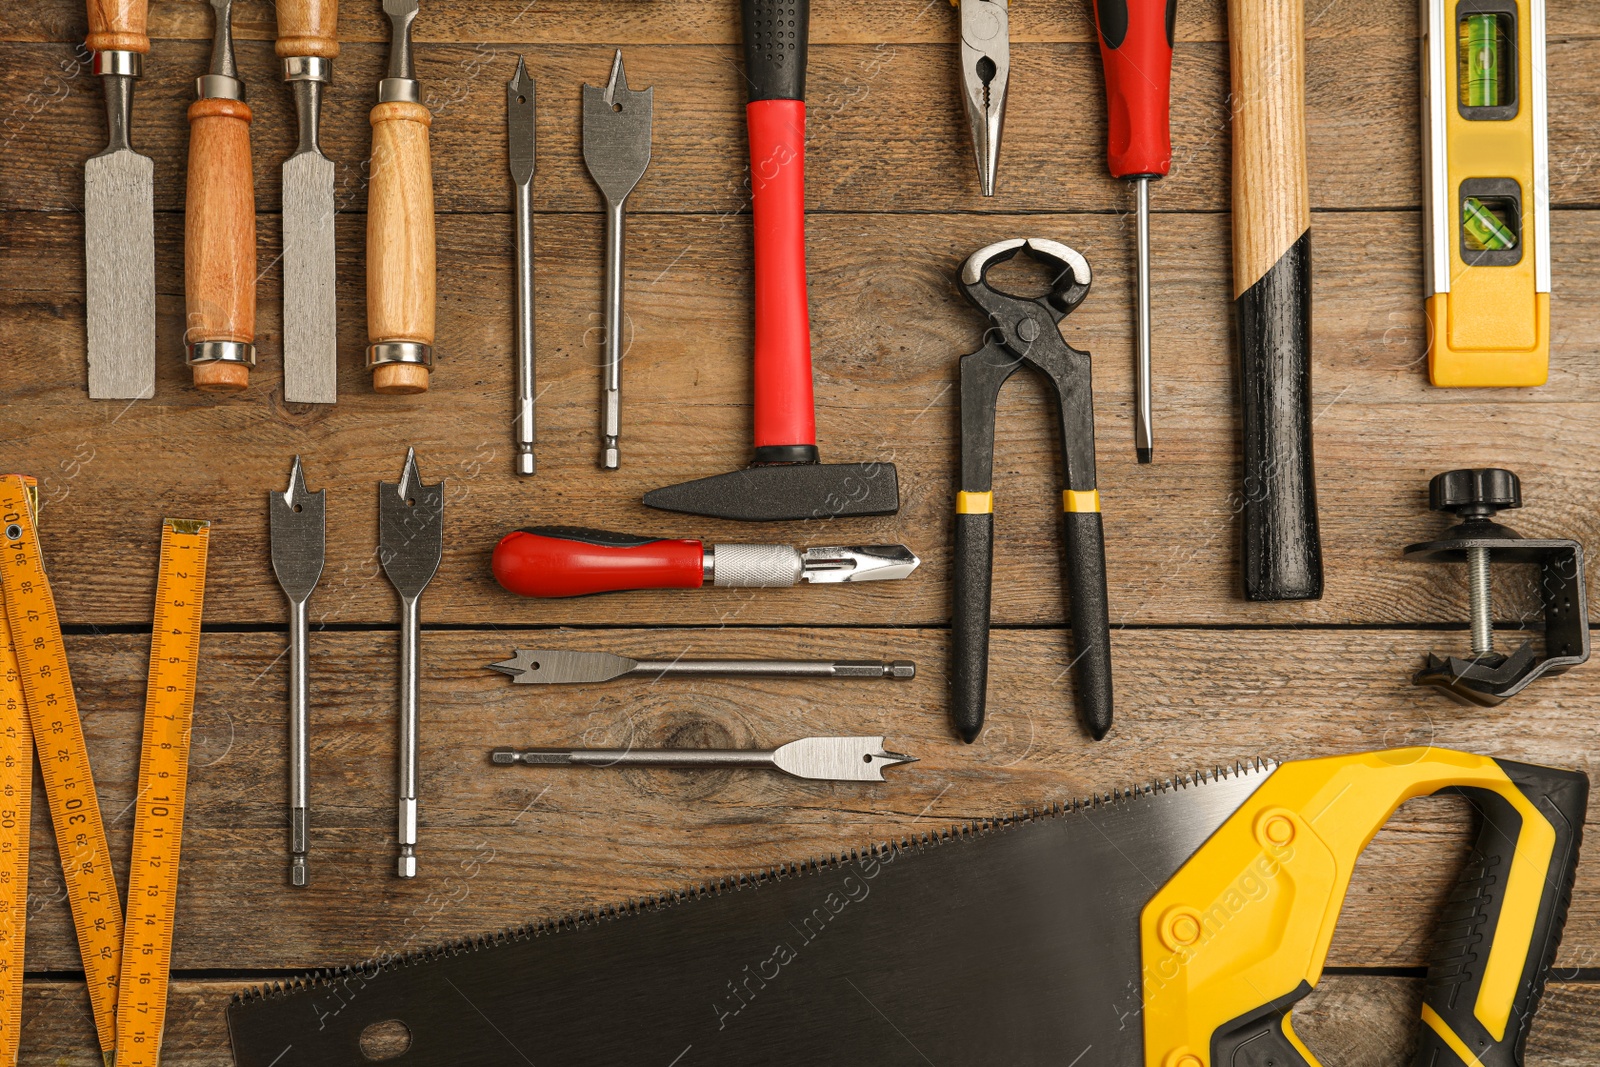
[1229,0,1322,602]
[366,100,435,394]
[274,0,339,59]
[86,0,149,53]
[184,96,256,392]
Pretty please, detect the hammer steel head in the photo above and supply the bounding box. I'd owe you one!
[269,457,326,603]
[582,50,653,204]
[644,462,901,522]
[378,448,444,598]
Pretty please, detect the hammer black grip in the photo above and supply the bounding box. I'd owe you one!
[950,511,994,744]
[1062,510,1114,740]
[741,0,808,101]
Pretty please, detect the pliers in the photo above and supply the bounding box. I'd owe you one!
[958,0,1009,196]
[951,239,1113,742]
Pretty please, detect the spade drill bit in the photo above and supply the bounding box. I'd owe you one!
[507,57,537,476]
[490,736,916,783]
[582,50,653,470]
[378,449,443,878]
[269,457,325,887]
[84,0,156,400]
[278,0,341,404]
[488,649,917,684]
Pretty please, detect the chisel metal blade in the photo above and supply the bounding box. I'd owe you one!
[85,147,155,400]
[281,149,338,403]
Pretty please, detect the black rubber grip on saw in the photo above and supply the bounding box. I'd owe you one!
[742,0,808,101]
[1237,230,1323,602]
[950,511,994,744]
[1062,510,1113,740]
[1412,760,1588,1067]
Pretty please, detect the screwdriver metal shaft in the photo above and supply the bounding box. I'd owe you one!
[1134,176,1152,463]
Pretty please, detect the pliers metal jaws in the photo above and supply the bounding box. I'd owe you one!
[950,238,1113,744]
[959,0,1010,196]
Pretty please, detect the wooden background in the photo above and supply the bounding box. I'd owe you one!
[2,0,1598,1061]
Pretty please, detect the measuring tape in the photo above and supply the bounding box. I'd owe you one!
[0,475,211,1066]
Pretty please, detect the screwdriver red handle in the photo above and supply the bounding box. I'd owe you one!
[742,0,817,462]
[1091,0,1174,179]
[493,527,704,598]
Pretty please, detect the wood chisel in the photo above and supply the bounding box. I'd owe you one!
[491,526,919,597]
[269,457,325,887]
[84,0,156,400]
[228,748,1586,1067]
[277,0,340,404]
[488,649,916,684]
[378,449,443,878]
[1229,0,1322,601]
[582,50,653,471]
[1422,0,1550,386]
[367,0,436,395]
[490,736,915,783]
[507,56,537,475]
[185,0,258,393]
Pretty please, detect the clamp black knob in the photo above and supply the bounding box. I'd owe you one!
[1429,468,1522,521]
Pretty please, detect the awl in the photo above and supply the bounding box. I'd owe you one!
[268,456,325,887]
[582,50,653,470]
[185,0,257,393]
[278,0,340,404]
[84,0,156,400]
[488,649,916,684]
[367,0,436,395]
[490,736,916,782]
[491,526,918,597]
[378,449,443,877]
[507,56,537,475]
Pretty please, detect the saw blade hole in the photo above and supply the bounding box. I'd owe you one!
[358,1019,412,1061]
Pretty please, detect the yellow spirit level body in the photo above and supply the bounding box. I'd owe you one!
[1422,0,1549,386]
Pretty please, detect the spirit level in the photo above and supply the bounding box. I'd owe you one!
[1422,0,1550,386]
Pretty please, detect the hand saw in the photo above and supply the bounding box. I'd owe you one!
[226,748,1585,1067]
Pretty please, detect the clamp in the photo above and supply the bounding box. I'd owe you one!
[1404,468,1589,706]
[951,238,1113,742]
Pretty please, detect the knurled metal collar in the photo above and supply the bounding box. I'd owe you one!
[196,73,246,101]
[187,340,257,367]
[367,342,433,369]
[93,50,142,77]
[283,55,332,84]
[378,77,421,104]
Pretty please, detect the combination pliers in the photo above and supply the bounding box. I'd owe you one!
[952,238,1113,742]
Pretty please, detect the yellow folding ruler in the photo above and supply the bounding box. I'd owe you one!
[0,475,210,1067]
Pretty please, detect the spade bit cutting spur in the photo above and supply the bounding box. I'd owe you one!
[379,449,444,878]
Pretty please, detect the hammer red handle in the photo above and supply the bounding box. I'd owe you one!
[1091,0,1174,179]
[492,527,704,598]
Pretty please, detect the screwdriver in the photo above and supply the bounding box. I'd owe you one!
[1091,0,1174,464]
[491,527,919,598]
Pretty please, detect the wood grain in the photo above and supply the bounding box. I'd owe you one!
[272,0,337,60]
[183,95,255,391]
[1228,0,1311,290]
[83,0,148,54]
[366,99,434,394]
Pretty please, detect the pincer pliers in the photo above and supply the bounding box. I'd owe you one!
[951,238,1113,742]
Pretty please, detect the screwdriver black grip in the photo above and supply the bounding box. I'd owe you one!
[950,512,994,744]
[741,0,808,101]
[1062,511,1114,740]
[1238,232,1323,601]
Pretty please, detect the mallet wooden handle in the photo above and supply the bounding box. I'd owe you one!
[184,96,256,392]
[86,0,149,54]
[275,0,339,59]
[1229,0,1322,602]
[366,100,435,394]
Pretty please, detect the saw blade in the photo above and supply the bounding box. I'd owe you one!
[85,147,155,400]
[281,149,338,404]
[227,760,1274,1066]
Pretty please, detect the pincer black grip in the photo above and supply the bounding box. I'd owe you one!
[1062,511,1113,740]
[741,0,808,101]
[950,511,994,743]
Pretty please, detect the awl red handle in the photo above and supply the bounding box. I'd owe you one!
[492,527,704,598]
[742,0,816,460]
[1091,0,1174,178]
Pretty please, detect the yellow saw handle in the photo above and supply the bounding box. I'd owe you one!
[1142,747,1586,1067]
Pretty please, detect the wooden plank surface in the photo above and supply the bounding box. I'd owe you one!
[1,0,1597,1063]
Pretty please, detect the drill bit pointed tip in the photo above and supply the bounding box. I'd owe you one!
[605,48,629,104]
